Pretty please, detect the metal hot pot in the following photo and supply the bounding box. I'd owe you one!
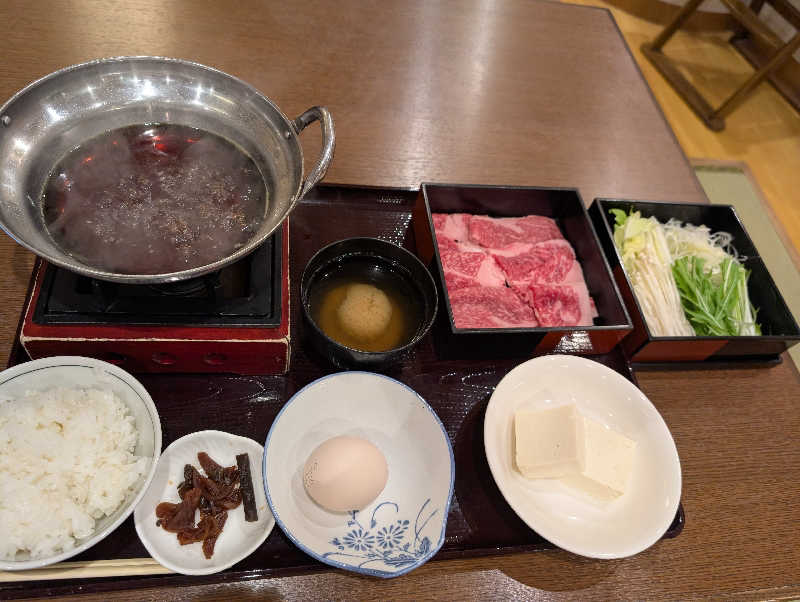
[0,56,334,283]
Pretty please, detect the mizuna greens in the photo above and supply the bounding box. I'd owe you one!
[672,256,760,336]
[610,209,760,337]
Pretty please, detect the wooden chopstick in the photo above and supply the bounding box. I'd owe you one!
[0,558,172,582]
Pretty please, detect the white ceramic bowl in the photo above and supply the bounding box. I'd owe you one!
[264,372,454,578]
[134,430,275,575]
[484,354,681,559]
[0,356,162,571]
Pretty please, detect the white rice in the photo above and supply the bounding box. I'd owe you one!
[0,387,146,560]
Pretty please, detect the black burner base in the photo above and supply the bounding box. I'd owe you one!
[32,230,283,327]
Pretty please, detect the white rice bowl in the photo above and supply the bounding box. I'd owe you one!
[0,357,161,570]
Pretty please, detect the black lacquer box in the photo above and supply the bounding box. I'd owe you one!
[413,183,633,359]
[589,198,800,364]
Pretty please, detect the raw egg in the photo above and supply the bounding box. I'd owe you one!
[302,435,389,512]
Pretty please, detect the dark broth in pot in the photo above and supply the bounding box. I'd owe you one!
[41,124,267,274]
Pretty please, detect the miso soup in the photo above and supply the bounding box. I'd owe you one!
[308,258,424,352]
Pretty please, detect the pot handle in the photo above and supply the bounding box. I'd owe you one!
[292,106,335,199]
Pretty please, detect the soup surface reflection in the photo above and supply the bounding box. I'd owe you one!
[42,123,267,274]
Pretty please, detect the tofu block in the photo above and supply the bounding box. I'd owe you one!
[561,416,637,500]
[514,404,585,479]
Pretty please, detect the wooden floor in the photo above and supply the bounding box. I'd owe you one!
[565,0,800,256]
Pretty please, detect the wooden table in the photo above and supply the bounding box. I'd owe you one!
[1,0,797,599]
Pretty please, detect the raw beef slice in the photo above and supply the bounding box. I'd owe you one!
[435,232,458,251]
[449,286,539,329]
[468,215,563,249]
[491,239,577,286]
[432,213,471,242]
[529,282,594,327]
[439,246,505,291]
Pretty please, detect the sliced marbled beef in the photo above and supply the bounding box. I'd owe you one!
[528,281,594,327]
[448,285,539,329]
[468,215,563,249]
[432,212,595,328]
[433,213,471,242]
[439,246,505,291]
[491,239,577,286]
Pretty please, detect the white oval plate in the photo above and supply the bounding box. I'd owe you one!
[484,354,681,559]
[0,356,161,571]
[264,372,454,578]
[134,430,274,575]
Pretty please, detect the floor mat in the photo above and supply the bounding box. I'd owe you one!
[693,160,800,370]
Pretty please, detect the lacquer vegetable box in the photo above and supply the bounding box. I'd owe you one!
[589,199,800,364]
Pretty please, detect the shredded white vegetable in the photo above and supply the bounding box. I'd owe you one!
[663,219,741,280]
[613,212,694,337]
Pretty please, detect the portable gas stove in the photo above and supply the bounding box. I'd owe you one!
[19,220,290,375]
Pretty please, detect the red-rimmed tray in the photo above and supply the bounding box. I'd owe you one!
[2,185,684,599]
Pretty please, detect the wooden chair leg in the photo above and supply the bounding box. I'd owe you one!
[732,0,767,41]
[642,0,728,130]
[650,0,707,50]
[641,41,727,130]
[643,0,800,130]
[713,32,800,119]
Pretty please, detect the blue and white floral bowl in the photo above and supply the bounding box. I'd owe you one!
[263,372,454,578]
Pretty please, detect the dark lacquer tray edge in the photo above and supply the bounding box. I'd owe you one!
[0,503,685,599]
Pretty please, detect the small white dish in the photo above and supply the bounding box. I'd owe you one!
[484,354,681,559]
[264,372,454,578]
[134,430,274,575]
[0,356,161,571]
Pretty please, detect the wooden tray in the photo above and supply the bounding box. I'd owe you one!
[1,185,684,599]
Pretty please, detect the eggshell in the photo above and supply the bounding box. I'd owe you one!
[302,435,389,512]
